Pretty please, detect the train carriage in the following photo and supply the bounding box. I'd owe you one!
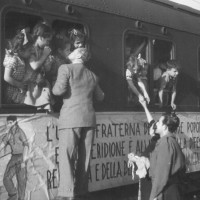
[0,0,200,199]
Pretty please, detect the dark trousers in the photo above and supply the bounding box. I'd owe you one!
[58,127,94,197]
[3,154,27,200]
[157,183,181,200]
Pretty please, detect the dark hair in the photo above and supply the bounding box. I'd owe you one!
[8,31,33,54]
[32,22,52,41]
[69,28,86,43]
[166,60,180,71]
[162,112,180,133]
[7,115,17,122]
[51,34,70,53]
[126,55,143,74]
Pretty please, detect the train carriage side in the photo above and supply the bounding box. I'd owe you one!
[0,0,199,199]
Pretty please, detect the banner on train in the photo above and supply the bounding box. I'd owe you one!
[0,112,199,199]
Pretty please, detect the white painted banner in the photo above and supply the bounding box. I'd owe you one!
[0,112,199,199]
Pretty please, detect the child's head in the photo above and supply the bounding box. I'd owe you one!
[161,112,180,133]
[52,34,71,59]
[32,22,53,48]
[8,28,33,58]
[126,55,142,75]
[69,29,86,49]
[166,60,180,78]
[6,115,17,128]
[68,47,90,63]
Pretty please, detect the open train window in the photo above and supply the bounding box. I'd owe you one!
[1,11,42,111]
[1,12,86,112]
[124,34,149,107]
[152,39,174,107]
[51,20,85,112]
[52,20,85,44]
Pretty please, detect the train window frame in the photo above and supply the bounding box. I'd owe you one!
[1,8,88,113]
[123,30,150,110]
[1,9,44,113]
[123,29,176,111]
[197,46,200,82]
[197,45,200,108]
[150,37,176,109]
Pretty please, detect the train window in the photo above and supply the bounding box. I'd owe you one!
[1,11,85,112]
[152,39,174,106]
[124,34,149,107]
[51,20,85,112]
[2,11,42,110]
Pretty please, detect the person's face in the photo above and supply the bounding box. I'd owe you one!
[133,64,140,74]
[38,36,52,48]
[68,50,82,62]
[7,120,15,128]
[168,68,179,78]
[155,116,165,136]
[74,39,84,49]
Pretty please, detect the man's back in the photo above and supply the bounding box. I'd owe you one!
[53,63,98,129]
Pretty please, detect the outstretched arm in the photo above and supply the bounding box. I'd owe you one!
[140,100,153,123]
[140,100,157,137]
[138,80,150,103]
[171,90,176,110]
[127,79,145,102]
[158,89,164,107]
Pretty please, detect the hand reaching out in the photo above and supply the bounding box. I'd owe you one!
[138,94,145,103]
[139,96,147,108]
[144,93,150,104]
[171,102,176,110]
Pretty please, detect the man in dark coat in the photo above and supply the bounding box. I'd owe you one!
[140,100,185,200]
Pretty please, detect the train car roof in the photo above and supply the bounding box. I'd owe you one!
[55,0,200,35]
[160,0,200,13]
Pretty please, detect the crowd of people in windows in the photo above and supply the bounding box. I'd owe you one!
[3,20,180,112]
[3,21,86,112]
[125,40,180,111]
